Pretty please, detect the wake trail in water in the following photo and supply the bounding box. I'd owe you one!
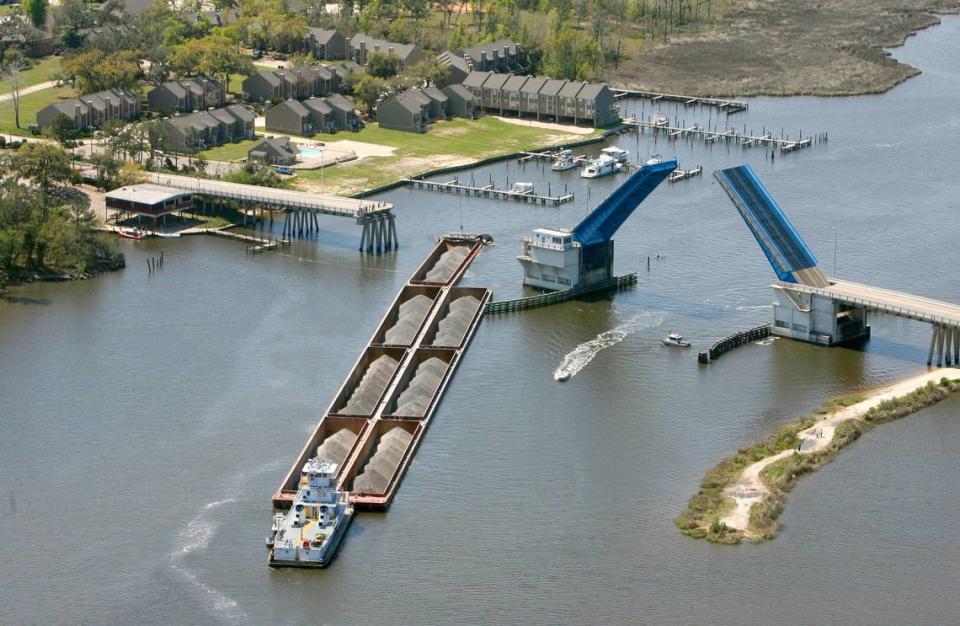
[554,312,663,379]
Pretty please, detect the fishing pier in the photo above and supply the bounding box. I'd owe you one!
[669,166,703,183]
[403,176,575,205]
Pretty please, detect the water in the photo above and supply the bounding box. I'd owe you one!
[2,18,960,625]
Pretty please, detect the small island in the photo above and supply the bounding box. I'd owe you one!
[677,370,960,544]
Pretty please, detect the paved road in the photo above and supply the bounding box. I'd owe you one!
[786,279,960,326]
[0,80,59,103]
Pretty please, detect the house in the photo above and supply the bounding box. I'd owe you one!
[265,96,350,136]
[538,78,566,119]
[36,88,141,131]
[421,86,448,119]
[377,91,431,133]
[441,84,477,118]
[500,74,528,114]
[248,136,300,165]
[303,97,336,133]
[159,104,255,151]
[324,93,361,131]
[243,65,338,103]
[436,51,471,87]
[519,76,547,117]
[304,28,347,60]
[461,72,618,127]
[461,40,524,72]
[347,33,425,69]
[264,99,313,135]
[147,77,225,114]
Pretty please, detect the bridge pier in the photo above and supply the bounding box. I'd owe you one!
[955,328,959,366]
[358,214,398,255]
[928,325,940,367]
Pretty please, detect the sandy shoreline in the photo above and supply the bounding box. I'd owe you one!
[721,368,960,537]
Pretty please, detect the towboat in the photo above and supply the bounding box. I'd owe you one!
[645,154,663,166]
[268,458,354,568]
[117,227,146,240]
[661,332,691,348]
[600,146,630,164]
[580,155,623,179]
[551,149,577,171]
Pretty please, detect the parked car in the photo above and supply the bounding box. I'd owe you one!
[274,165,294,175]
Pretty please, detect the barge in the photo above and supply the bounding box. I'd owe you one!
[271,236,491,528]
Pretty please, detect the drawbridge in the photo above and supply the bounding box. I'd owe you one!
[715,164,960,366]
[517,159,677,290]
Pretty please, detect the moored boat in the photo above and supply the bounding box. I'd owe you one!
[117,227,146,240]
[551,149,576,171]
[600,146,630,164]
[645,154,664,166]
[580,155,623,179]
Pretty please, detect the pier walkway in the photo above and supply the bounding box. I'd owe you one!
[624,117,818,153]
[152,173,398,253]
[612,89,748,114]
[403,177,574,205]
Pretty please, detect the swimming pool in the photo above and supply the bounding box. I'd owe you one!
[299,148,325,159]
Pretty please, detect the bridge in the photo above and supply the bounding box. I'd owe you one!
[715,164,960,367]
[517,159,677,290]
[152,173,398,254]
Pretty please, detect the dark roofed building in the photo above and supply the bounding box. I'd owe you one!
[105,184,192,217]
[36,88,141,131]
[441,84,477,118]
[347,33,425,69]
[461,39,523,72]
[436,51,471,87]
[304,28,347,60]
[248,136,300,165]
[264,98,313,135]
[159,104,255,151]
[324,93,361,130]
[148,77,225,114]
[377,91,430,133]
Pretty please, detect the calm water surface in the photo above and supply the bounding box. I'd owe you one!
[2,18,959,626]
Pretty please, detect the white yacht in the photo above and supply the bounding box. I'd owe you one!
[600,146,630,164]
[511,181,535,194]
[645,154,663,166]
[268,457,354,568]
[551,149,577,171]
[661,332,691,348]
[580,155,623,179]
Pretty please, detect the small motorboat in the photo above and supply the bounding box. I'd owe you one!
[652,112,669,127]
[551,149,577,171]
[661,332,691,348]
[645,154,663,166]
[554,368,572,382]
[117,227,146,240]
[511,181,535,194]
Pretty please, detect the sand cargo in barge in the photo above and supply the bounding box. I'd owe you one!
[271,237,491,521]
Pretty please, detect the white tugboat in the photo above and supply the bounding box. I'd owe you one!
[580,154,623,178]
[268,457,354,568]
[551,149,577,171]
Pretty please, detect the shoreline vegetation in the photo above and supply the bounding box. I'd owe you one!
[619,1,960,97]
[677,370,960,544]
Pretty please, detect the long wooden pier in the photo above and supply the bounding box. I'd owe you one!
[207,227,290,254]
[403,177,574,205]
[612,89,748,114]
[486,274,637,314]
[669,166,703,183]
[623,116,825,153]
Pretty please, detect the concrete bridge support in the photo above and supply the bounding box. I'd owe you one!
[927,325,959,367]
[358,214,398,255]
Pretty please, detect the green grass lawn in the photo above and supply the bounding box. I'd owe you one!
[294,117,601,195]
[0,56,62,94]
[0,85,76,136]
[199,138,261,162]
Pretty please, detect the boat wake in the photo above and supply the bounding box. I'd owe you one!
[170,498,247,623]
[554,312,663,380]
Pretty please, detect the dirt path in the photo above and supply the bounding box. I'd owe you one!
[0,81,58,103]
[722,368,960,535]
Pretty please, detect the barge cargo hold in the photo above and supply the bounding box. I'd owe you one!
[272,237,491,513]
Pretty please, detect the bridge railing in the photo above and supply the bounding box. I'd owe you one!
[777,282,960,328]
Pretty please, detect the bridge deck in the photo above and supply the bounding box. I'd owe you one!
[781,280,960,328]
[152,173,392,219]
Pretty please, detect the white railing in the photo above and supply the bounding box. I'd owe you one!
[777,281,960,327]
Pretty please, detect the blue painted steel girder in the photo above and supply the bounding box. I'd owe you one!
[572,158,678,247]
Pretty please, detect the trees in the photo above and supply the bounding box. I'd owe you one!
[366,51,402,78]
[23,0,48,29]
[44,114,79,146]
[351,74,388,114]
[62,50,143,94]
[1,55,27,130]
[168,34,253,88]
[11,144,76,218]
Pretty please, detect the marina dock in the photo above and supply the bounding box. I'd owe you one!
[207,228,290,254]
[669,166,703,183]
[612,89,748,114]
[623,116,824,153]
[273,236,492,512]
[403,177,575,205]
